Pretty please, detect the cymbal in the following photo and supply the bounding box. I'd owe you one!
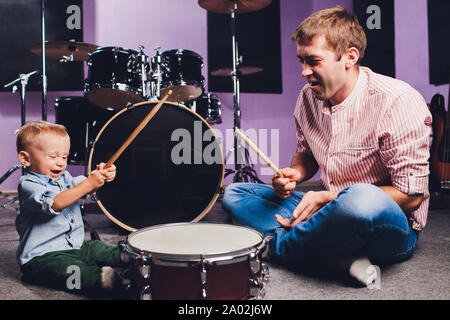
[29,40,99,61]
[211,66,264,76]
[198,0,272,14]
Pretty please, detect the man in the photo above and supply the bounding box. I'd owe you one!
[222,6,431,286]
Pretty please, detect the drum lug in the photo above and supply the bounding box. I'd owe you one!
[90,193,98,202]
[120,268,131,287]
[139,261,151,279]
[248,278,266,300]
[249,257,261,275]
[140,285,152,300]
[261,262,270,282]
[118,240,130,265]
[200,256,208,300]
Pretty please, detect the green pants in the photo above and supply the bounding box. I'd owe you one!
[20,240,122,295]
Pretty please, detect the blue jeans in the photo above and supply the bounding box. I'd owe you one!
[222,183,419,265]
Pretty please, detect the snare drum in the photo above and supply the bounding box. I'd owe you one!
[157,49,204,103]
[84,46,149,110]
[54,96,115,165]
[186,93,222,125]
[88,100,224,231]
[120,222,270,300]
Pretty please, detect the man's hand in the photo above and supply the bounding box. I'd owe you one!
[272,167,302,199]
[275,190,337,228]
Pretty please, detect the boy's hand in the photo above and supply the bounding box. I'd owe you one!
[86,169,107,190]
[96,163,116,182]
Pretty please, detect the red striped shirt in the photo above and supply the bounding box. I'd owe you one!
[294,67,431,231]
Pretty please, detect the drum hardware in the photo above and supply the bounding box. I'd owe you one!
[200,256,208,299]
[137,45,149,99]
[199,0,271,183]
[149,46,163,100]
[0,165,23,209]
[141,285,152,300]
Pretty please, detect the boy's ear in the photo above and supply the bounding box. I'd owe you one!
[18,151,30,167]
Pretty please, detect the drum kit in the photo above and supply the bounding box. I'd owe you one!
[1,0,274,300]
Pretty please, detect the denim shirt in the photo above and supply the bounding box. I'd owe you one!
[16,170,86,266]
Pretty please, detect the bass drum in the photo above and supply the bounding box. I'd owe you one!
[88,100,224,231]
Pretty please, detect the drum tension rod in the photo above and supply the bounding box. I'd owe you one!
[200,255,208,300]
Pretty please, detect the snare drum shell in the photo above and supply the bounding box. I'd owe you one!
[123,223,266,300]
[129,259,251,300]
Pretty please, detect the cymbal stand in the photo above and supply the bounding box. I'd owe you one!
[41,0,47,121]
[224,2,262,183]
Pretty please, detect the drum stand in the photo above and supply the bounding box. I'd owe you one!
[224,3,262,183]
[0,70,39,208]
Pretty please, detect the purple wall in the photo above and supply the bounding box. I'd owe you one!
[0,0,447,192]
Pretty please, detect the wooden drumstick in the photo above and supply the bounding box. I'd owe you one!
[105,90,172,167]
[234,127,284,178]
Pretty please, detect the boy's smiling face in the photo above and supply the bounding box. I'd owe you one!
[19,132,70,181]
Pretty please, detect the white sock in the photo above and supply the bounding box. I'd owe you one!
[101,266,118,290]
[349,256,378,287]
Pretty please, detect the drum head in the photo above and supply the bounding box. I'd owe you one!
[127,223,263,257]
[89,101,224,231]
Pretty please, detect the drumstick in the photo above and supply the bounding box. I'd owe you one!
[234,127,284,178]
[104,90,172,167]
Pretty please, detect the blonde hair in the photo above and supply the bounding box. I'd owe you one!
[16,120,69,153]
[292,6,366,64]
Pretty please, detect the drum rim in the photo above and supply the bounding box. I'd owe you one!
[88,100,225,232]
[160,79,205,88]
[125,222,265,262]
[84,82,143,96]
[89,46,139,56]
[161,49,203,60]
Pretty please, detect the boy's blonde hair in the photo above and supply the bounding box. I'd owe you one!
[292,6,367,64]
[16,120,69,153]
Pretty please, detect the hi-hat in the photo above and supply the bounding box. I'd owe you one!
[198,0,272,14]
[211,66,263,76]
[29,40,99,61]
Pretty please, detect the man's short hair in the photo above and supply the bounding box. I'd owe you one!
[292,6,367,64]
[16,120,69,153]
